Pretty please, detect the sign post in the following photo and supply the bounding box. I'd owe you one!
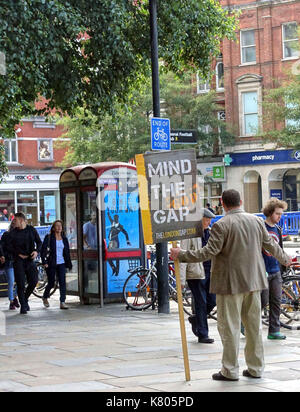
[135,149,203,382]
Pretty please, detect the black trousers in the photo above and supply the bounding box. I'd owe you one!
[187,272,216,339]
[13,258,38,308]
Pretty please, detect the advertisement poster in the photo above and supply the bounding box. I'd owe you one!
[104,188,140,294]
[135,149,202,245]
[44,195,56,223]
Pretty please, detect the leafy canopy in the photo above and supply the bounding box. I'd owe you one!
[0,0,238,137]
[56,72,235,167]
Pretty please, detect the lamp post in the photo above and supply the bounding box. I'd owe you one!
[149,0,170,314]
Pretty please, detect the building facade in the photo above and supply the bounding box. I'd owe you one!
[0,116,67,226]
[199,0,300,213]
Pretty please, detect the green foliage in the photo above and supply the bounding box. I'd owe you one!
[0,0,238,138]
[261,76,300,149]
[56,72,235,166]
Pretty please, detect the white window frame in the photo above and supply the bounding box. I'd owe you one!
[240,29,256,65]
[237,77,262,137]
[242,91,259,136]
[196,73,210,94]
[282,22,299,60]
[37,139,54,162]
[4,136,18,164]
[216,62,225,91]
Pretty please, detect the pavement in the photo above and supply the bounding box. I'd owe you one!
[0,293,300,393]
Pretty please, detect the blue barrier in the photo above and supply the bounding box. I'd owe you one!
[0,226,51,242]
[212,212,300,236]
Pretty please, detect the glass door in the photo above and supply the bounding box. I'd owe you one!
[81,188,99,297]
[62,190,79,294]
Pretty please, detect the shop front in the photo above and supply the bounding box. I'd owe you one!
[225,149,300,212]
[0,170,61,225]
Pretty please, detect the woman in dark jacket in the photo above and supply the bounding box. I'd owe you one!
[41,220,72,310]
[1,219,20,310]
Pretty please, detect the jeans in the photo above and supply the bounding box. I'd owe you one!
[187,271,216,339]
[261,271,282,334]
[44,264,66,303]
[5,261,17,301]
[14,258,38,308]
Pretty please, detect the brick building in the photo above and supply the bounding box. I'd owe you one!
[199,0,300,213]
[0,115,67,226]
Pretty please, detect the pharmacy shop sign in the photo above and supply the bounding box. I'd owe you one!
[135,149,202,244]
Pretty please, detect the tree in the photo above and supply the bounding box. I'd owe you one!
[56,72,235,166]
[0,0,238,138]
[261,74,300,149]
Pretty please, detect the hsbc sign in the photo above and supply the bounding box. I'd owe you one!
[14,175,40,181]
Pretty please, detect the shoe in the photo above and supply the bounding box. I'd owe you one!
[43,298,50,308]
[25,302,30,312]
[243,370,261,379]
[198,337,214,344]
[188,315,198,337]
[268,332,286,340]
[13,297,20,308]
[212,372,239,381]
[20,307,27,315]
[9,302,16,310]
[60,302,69,310]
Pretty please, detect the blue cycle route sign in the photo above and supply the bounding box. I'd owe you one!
[151,117,171,151]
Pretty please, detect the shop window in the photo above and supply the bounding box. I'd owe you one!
[0,192,15,221]
[242,91,258,136]
[4,139,17,163]
[282,22,299,59]
[216,62,224,91]
[17,191,38,226]
[38,139,53,162]
[40,191,59,226]
[240,30,256,64]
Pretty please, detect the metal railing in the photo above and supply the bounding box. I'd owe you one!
[212,212,300,236]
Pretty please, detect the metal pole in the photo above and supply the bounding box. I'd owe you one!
[149,0,170,314]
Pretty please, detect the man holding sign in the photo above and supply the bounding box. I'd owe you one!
[135,149,203,382]
[170,189,291,382]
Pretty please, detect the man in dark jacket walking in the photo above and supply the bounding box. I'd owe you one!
[7,212,42,314]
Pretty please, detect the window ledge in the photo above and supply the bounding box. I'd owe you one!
[239,62,257,67]
[281,56,299,62]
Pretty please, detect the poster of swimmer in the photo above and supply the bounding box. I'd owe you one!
[104,187,141,294]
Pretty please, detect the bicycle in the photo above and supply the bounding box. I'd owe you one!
[32,262,58,298]
[209,265,300,330]
[262,265,300,330]
[123,259,193,315]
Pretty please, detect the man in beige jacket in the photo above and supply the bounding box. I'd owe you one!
[170,189,291,381]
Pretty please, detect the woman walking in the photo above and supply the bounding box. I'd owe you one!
[1,220,20,310]
[41,220,72,310]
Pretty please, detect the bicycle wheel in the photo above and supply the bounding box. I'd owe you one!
[280,276,300,330]
[32,264,58,298]
[123,270,157,311]
[170,286,193,316]
[208,308,217,321]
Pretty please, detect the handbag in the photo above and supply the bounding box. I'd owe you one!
[44,234,51,263]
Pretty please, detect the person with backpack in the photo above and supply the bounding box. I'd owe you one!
[6,212,42,314]
[41,220,72,310]
[261,198,288,340]
[1,219,20,310]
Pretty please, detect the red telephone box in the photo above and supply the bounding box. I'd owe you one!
[59,162,144,305]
